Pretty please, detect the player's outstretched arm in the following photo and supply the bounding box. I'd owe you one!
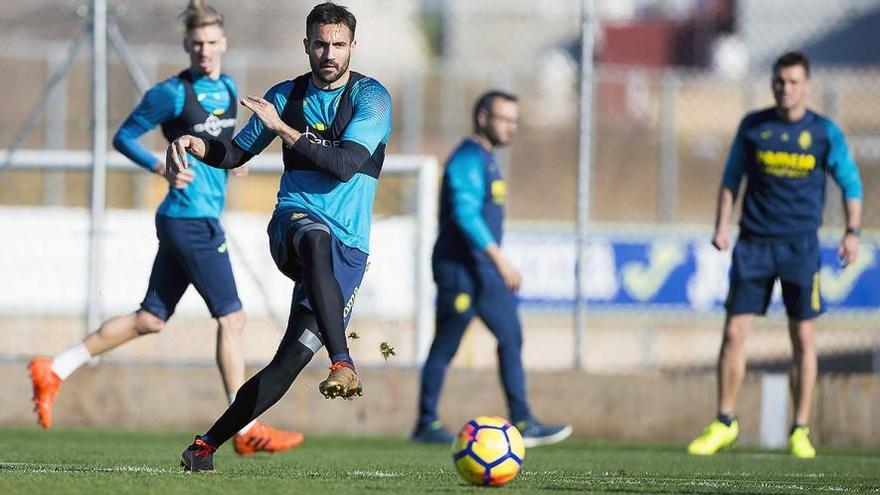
[240,95,301,145]
[239,94,367,182]
[114,81,195,188]
[116,125,194,190]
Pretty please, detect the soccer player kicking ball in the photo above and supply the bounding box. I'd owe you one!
[411,91,571,447]
[687,52,863,459]
[166,2,392,472]
[27,0,302,457]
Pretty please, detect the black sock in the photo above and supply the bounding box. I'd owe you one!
[790,422,806,435]
[298,230,351,364]
[199,434,216,448]
[330,353,354,366]
[717,413,735,427]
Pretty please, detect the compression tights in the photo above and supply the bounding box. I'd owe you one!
[204,308,323,446]
[202,229,351,446]
[297,229,351,364]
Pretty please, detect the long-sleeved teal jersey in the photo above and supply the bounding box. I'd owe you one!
[113,70,237,219]
[233,74,392,254]
[433,138,506,265]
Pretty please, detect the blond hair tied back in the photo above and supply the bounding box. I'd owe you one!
[181,0,223,31]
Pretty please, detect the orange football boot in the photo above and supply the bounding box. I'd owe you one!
[28,357,62,429]
[233,421,304,456]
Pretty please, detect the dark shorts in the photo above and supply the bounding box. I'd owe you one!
[267,209,368,328]
[140,216,243,320]
[725,234,824,319]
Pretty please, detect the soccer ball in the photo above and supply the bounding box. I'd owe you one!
[452,416,525,486]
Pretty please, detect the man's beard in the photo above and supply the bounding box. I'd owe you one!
[486,128,507,148]
[312,58,350,85]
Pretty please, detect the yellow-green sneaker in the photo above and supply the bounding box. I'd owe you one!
[687,419,739,455]
[789,426,816,458]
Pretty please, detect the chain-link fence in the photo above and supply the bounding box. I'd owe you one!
[1,0,878,373]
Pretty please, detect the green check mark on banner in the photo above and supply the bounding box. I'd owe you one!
[820,242,876,303]
[622,242,687,301]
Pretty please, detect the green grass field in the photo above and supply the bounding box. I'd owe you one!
[2,427,879,494]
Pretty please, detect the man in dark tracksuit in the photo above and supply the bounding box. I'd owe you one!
[412,91,572,448]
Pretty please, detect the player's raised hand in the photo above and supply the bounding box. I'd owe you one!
[166,134,205,173]
[712,229,731,251]
[241,95,284,133]
[838,232,859,267]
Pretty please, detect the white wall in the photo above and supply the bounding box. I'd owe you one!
[0,207,416,320]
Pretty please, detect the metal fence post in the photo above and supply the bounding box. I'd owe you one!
[659,69,679,223]
[575,0,595,370]
[86,0,108,335]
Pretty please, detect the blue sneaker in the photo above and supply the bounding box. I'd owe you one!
[411,421,455,444]
[516,419,572,447]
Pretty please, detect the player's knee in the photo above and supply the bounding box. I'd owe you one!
[300,229,331,256]
[272,340,315,375]
[218,310,246,336]
[723,316,750,344]
[424,348,454,369]
[134,311,165,334]
[497,334,523,355]
[791,328,815,354]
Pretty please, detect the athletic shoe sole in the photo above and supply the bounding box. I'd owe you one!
[522,425,573,448]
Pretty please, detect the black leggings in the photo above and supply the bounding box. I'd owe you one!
[297,229,349,361]
[205,307,323,446]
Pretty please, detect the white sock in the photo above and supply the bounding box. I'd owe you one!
[239,420,257,436]
[51,343,92,380]
[228,392,257,435]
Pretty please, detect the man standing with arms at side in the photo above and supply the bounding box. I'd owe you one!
[27,0,302,456]
[411,91,572,447]
[688,52,863,458]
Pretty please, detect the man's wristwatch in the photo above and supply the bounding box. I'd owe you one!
[846,227,861,237]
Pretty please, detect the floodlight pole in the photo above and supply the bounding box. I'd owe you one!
[86,0,108,335]
[574,0,595,370]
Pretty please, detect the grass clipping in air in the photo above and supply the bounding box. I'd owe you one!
[379,342,396,361]
[347,331,394,360]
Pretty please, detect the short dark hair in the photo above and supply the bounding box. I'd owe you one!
[773,51,810,78]
[306,2,356,40]
[472,90,518,131]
